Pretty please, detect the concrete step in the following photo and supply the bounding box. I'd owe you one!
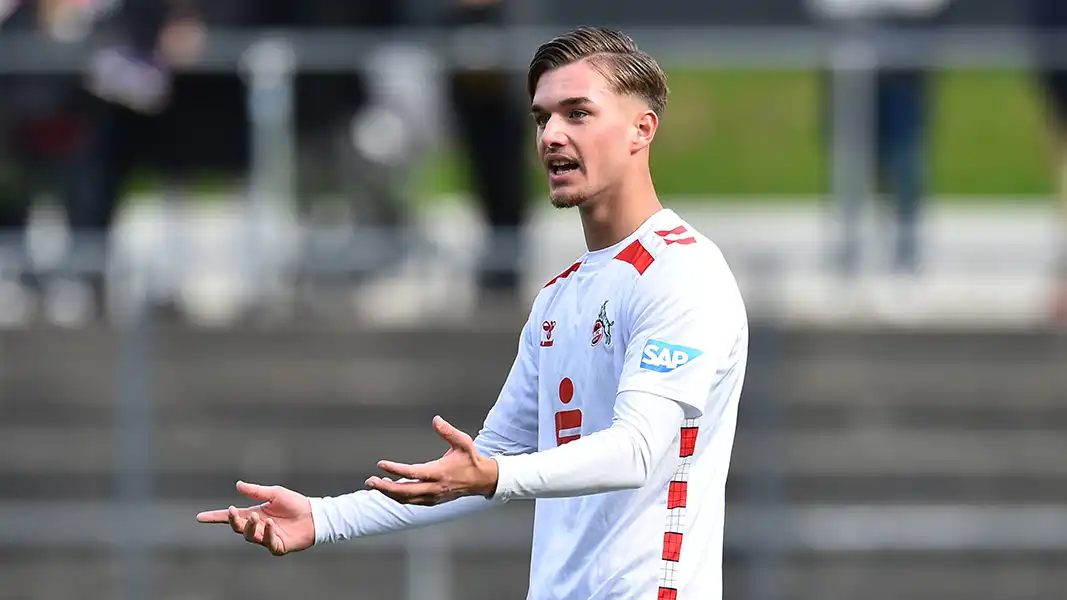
[3,548,1067,600]
[732,554,1067,600]
[4,328,1065,412]
[3,425,1066,479]
[8,400,1067,432]
[772,357,1067,408]
[0,547,417,600]
[4,471,1067,505]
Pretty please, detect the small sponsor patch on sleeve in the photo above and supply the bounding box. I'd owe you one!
[639,339,703,373]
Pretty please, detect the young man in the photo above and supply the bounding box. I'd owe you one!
[197,26,749,600]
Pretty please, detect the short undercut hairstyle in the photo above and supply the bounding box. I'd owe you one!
[527,26,669,117]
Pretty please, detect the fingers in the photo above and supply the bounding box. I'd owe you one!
[263,518,286,556]
[376,460,433,481]
[199,505,285,556]
[367,476,445,506]
[197,503,263,524]
[196,509,231,523]
[230,506,248,534]
[236,480,277,502]
[196,480,275,526]
[370,417,474,483]
[195,484,291,556]
[242,511,266,544]
[433,416,475,451]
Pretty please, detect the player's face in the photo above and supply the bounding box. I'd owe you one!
[531,61,639,209]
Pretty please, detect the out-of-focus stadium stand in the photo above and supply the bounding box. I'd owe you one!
[2,326,1067,600]
[3,1,1067,599]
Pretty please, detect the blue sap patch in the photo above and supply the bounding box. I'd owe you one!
[639,339,704,373]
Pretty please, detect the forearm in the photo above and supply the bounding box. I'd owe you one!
[309,488,496,544]
[491,391,685,501]
[309,426,530,544]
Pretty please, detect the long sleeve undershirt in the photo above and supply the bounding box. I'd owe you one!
[309,390,686,545]
[490,390,685,501]
[308,429,528,545]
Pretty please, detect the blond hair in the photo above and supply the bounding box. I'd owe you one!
[527,26,669,116]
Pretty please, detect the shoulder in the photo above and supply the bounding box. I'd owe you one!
[524,257,583,323]
[625,217,745,321]
[606,213,730,280]
[636,217,736,292]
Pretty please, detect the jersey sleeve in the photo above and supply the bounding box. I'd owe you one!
[309,426,528,544]
[616,257,743,418]
[491,389,685,501]
[481,309,541,451]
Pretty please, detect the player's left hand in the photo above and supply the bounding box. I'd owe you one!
[367,416,499,506]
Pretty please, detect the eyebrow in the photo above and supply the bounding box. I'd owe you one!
[531,96,594,114]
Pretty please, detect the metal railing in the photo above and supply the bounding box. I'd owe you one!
[3,25,1061,285]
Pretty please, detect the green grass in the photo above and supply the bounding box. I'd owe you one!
[929,70,1053,197]
[412,68,1061,203]
[117,69,1061,206]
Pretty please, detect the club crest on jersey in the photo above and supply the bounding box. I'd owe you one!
[640,339,703,372]
[590,301,614,347]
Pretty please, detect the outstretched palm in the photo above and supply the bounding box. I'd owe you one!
[196,481,315,556]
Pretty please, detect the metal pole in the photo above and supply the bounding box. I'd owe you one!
[242,37,297,316]
[740,251,788,600]
[829,27,877,280]
[115,250,155,600]
[405,528,454,600]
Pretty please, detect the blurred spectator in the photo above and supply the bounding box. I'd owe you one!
[444,0,529,304]
[251,0,412,232]
[0,0,217,326]
[0,0,128,326]
[810,0,950,276]
[1023,0,1067,320]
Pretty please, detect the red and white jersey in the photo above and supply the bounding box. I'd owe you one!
[484,208,749,600]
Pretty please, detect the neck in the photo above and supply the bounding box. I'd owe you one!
[578,168,662,252]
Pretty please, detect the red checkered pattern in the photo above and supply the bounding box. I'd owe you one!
[679,427,698,457]
[657,418,700,598]
[662,532,683,561]
[667,481,688,510]
[657,587,678,600]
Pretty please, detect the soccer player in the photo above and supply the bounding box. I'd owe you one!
[197,26,749,600]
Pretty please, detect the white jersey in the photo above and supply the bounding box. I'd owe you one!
[484,208,749,600]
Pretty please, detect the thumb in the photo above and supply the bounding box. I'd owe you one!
[236,480,276,502]
[434,416,474,451]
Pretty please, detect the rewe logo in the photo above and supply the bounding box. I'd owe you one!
[640,339,703,373]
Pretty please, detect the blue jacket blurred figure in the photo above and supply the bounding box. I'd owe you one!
[810,0,951,276]
[1023,0,1067,320]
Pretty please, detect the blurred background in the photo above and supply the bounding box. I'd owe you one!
[2,0,1067,599]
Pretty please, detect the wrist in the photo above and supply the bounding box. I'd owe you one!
[487,455,517,502]
[479,456,500,498]
[307,496,333,545]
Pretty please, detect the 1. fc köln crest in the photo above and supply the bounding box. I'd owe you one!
[591,301,614,347]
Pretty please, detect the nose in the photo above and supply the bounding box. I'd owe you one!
[540,115,567,148]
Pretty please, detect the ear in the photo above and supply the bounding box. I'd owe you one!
[631,109,658,153]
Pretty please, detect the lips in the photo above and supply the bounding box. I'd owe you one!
[545,154,580,179]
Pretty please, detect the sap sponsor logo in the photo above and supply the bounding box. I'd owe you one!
[639,339,703,373]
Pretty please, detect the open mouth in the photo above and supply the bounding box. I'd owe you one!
[548,160,580,176]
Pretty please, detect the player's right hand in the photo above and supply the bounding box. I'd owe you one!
[195,480,315,556]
